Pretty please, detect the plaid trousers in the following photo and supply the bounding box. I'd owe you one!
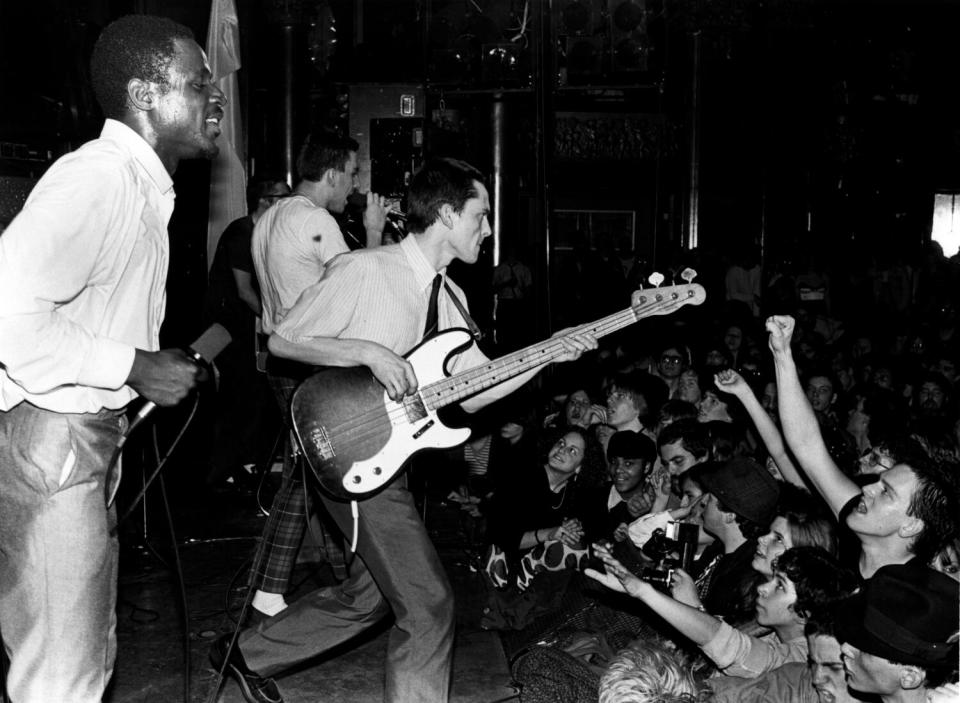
[249,361,345,593]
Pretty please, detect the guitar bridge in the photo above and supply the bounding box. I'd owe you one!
[307,425,336,461]
[402,394,428,423]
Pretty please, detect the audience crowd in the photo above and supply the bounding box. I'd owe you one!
[456,249,960,703]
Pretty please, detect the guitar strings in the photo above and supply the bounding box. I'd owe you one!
[327,304,640,446]
[315,291,698,461]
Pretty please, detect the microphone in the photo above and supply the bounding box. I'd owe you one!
[128,323,233,428]
[346,192,406,221]
[108,323,234,510]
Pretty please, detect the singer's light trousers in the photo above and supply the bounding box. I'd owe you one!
[0,402,125,703]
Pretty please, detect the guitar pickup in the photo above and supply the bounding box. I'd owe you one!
[412,419,435,439]
[403,393,428,423]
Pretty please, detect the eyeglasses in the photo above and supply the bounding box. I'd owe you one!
[660,355,684,365]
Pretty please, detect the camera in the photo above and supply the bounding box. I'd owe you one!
[636,521,699,590]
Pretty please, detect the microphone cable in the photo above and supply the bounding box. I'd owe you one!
[110,393,200,536]
[150,427,193,703]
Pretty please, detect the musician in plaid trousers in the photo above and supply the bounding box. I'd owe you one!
[212,158,597,703]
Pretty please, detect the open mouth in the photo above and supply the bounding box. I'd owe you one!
[205,113,223,134]
[815,688,834,703]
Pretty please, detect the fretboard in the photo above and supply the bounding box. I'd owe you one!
[418,289,689,410]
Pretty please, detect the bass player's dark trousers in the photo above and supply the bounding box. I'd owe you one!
[237,478,455,703]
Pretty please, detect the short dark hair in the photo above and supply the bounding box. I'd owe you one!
[658,399,698,425]
[246,177,289,213]
[774,547,859,621]
[703,420,745,463]
[724,503,767,540]
[803,367,839,395]
[657,418,710,459]
[296,131,360,182]
[905,456,959,562]
[91,15,194,120]
[406,158,485,234]
[698,380,749,427]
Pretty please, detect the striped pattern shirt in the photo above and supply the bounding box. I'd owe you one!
[276,234,488,370]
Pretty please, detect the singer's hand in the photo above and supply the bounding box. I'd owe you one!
[127,349,201,406]
[363,191,389,244]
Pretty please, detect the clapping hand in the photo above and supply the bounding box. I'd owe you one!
[551,518,584,547]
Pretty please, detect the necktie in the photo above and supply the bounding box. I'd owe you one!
[423,274,442,339]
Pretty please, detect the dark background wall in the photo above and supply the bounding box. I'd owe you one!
[2,0,959,344]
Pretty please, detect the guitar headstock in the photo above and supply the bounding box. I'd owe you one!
[630,270,706,318]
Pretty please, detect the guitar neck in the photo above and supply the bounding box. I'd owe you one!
[419,306,639,411]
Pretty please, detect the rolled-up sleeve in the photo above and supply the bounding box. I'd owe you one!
[701,621,807,679]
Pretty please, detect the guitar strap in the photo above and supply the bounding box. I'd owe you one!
[444,282,484,341]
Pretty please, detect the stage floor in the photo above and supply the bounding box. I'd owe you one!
[104,468,516,703]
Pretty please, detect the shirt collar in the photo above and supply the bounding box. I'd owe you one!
[100,119,175,197]
[400,234,444,292]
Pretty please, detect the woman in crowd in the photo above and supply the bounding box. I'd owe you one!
[484,426,605,589]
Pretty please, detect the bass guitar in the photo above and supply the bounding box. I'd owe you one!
[291,278,706,499]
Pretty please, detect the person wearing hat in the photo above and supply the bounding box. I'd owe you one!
[836,563,959,703]
[697,456,781,625]
[706,604,865,703]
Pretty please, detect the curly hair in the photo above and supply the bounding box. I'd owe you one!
[568,425,608,490]
[599,639,702,703]
[91,15,194,120]
[296,130,360,182]
[772,546,858,621]
[540,425,607,490]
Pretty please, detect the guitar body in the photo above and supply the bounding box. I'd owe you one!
[290,279,706,500]
[291,329,475,499]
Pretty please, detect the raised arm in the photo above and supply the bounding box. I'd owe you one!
[714,369,804,488]
[766,316,859,516]
[585,544,722,646]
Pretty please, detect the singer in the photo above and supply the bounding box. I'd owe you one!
[0,16,221,703]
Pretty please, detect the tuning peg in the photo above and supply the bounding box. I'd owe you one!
[648,271,665,288]
[680,268,698,283]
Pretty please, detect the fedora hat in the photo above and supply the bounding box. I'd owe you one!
[835,563,959,668]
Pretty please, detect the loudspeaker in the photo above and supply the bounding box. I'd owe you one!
[608,0,651,73]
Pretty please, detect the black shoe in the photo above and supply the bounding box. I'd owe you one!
[209,633,283,703]
[243,605,271,628]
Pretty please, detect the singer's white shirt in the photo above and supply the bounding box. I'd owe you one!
[0,119,174,414]
[251,195,349,334]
